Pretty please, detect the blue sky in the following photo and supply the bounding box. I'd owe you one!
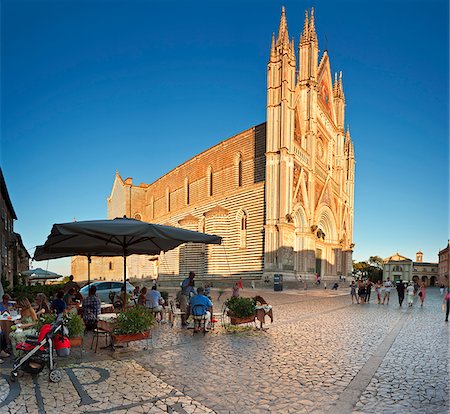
[1,0,448,275]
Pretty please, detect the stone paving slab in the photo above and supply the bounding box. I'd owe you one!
[0,287,447,413]
[0,360,215,413]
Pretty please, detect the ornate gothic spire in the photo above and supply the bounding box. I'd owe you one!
[270,32,276,58]
[334,71,345,100]
[276,6,289,46]
[309,7,318,42]
[300,10,309,43]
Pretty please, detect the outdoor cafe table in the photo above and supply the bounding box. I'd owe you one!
[0,313,21,347]
[97,313,117,332]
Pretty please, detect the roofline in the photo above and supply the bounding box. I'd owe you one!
[127,122,266,189]
[0,168,17,220]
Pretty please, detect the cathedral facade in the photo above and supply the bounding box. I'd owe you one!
[72,8,355,283]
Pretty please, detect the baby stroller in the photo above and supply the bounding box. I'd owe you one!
[11,314,70,383]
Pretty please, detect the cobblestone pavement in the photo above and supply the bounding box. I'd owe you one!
[0,287,447,413]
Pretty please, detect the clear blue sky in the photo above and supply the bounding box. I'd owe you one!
[1,0,448,275]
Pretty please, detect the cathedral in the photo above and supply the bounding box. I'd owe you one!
[72,8,355,284]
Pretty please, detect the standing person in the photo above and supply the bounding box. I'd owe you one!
[237,277,243,290]
[443,287,450,322]
[232,282,240,298]
[350,281,357,304]
[63,275,80,293]
[365,280,373,303]
[440,285,445,296]
[396,281,405,307]
[375,280,382,304]
[406,282,415,307]
[179,271,196,327]
[382,277,392,305]
[418,282,426,307]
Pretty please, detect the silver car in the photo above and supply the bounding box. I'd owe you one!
[80,281,135,303]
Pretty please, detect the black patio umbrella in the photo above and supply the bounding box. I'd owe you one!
[34,217,222,306]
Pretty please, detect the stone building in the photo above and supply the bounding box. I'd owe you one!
[438,241,449,287]
[383,253,413,283]
[411,251,439,286]
[72,8,355,284]
[0,168,30,287]
[383,251,438,286]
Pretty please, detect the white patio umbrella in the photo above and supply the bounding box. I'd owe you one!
[21,268,62,283]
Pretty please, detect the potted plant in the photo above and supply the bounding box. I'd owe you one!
[63,313,85,347]
[112,305,155,343]
[225,296,256,325]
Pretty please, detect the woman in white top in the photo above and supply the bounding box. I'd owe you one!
[406,282,415,307]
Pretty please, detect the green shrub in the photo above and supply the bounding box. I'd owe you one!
[113,305,155,335]
[225,296,256,318]
[35,313,56,332]
[63,313,85,337]
[10,283,65,302]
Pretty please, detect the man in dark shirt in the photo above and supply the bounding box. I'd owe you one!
[51,290,67,315]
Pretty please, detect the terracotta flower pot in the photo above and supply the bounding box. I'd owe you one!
[70,337,83,347]
[229,315,255,325]
[111,330,150,343]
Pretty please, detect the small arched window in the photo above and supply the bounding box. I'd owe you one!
[237,210,247,249]
[238,159,243,187]
[185,177,190,205]
[109,261,113,271]
[166,188,170,212]
[134,213,142,221]
[207,166,213,197]
[393,265,403,272]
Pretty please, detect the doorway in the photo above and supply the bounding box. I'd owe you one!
[315,248,322,277]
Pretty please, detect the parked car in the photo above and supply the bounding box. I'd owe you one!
[79,281,135,304]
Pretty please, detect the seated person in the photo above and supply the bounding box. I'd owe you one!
[0,294,15,313]
[138,287,148,306]
[186,287,213,330]
[146,286,165,321]
[82,285,101,330]
[50,290,67,315]
[63,287,79,309]
[10,298,38,357]
[113,286,127,309]
[33,293,50,316]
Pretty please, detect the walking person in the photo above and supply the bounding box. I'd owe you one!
[375,280,382,304]
[365,279,373,303]
[350,281,357,304]
[382,277,392,305]
[443,287,450,322]
[418,282,426,307]
[358,280,366,304]
[406,282,415,307]
[396,281,405,307]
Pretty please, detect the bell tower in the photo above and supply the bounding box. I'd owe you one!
[265,7,296,272]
